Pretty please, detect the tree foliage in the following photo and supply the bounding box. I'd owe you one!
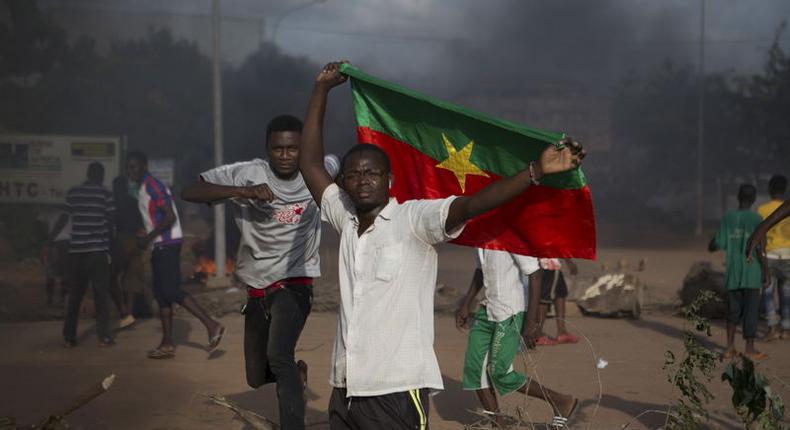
[663,290,719,429]
[0,0,354,186]
[611,24,790,224]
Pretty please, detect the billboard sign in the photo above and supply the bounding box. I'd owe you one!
[0,135,121,204]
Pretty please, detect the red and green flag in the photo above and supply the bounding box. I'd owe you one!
[339,63,596,259]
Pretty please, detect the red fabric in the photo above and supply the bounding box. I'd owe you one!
[247,277,313,298]
[357,127,596,259]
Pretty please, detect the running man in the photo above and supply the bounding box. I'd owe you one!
[182,115,339,430]
[126,151,225,359]
[299,62,585,430]
[456,249,578,428]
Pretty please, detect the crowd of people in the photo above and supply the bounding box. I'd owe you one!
[40,61,790,430]
[46,152,225,355]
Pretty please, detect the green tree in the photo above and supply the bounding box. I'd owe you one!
[732,22,790,177]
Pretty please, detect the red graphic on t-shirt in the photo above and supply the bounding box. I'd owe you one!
[273,202,308,225]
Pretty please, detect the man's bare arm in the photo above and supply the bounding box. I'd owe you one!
[300,62,348,204]
[444,139,585,233]
[521,270,544,349]
[181,180,274,204]
[138,203,176,248]
[455,268,483,330]
[746,199,790,261]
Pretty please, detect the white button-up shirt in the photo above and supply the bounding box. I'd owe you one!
[477,248,539,322]
[321,184,463,397]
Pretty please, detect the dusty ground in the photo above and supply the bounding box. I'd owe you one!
[2,236,789,429]
[2,312,790,429]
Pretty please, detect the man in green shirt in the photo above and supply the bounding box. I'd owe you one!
[709,184,768,361]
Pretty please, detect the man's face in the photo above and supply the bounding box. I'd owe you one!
[267,131,300,179]
[126,158,145,183]
[340,151,391,212]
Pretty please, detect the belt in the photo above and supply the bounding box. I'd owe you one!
[248,277,313,298]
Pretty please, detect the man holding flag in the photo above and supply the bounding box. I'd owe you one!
[300,61,588,429]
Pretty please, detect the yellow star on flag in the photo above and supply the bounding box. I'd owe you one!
[435,133,490,193]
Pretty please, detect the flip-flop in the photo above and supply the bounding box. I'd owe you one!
[118,315,136,330]
[536,335,558,346]
[556,333,579,344]
[63,341,76,349]
[147,347,176,359]
[743,351,768,361]
[207,325,226,352]
[551,397,579,429]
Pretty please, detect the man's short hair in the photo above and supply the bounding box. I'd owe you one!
[769,175,787,196]
[738,183,757,203]
[266,115,303,143]
[341,144,391,174]
[87,162,104,182]
[126,150,148,166]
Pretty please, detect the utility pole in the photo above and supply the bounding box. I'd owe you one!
[210,0,228,286]
[695,0,706,236]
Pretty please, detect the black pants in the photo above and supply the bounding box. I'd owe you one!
[727,288,760,339]
[329,387,430,430]
[151,243,186,307]
[244,284,312,430]
[63,251,111,343]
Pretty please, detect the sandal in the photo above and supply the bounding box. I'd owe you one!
[556,333,579,344]
[118,314,136,330]
[551,397,579,429]
[535,335,558,346]
[63,341,76,349]
[207,325,226,352]
[147,347,176,359]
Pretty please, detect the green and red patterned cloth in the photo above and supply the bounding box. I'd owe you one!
[340,63,596,259]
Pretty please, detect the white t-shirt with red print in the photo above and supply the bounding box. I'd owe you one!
[200,157,338,289]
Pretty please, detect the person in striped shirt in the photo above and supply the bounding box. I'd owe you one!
[60,162,115,347]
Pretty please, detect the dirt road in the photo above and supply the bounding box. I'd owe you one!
[2,309,789,429]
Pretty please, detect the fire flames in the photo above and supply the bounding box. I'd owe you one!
[194,257,235,277]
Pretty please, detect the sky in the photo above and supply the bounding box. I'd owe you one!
[40,0,790,93]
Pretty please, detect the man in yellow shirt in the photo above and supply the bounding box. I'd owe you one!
[758,175,790,340]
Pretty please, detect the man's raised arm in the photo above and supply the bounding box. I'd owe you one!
[300,62,348,204]
[444,138,586,233]
[181,180,274,204]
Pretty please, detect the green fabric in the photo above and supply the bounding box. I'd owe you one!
[714,209,764,290]
[462,307,528,396]
[340,63,586,190]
